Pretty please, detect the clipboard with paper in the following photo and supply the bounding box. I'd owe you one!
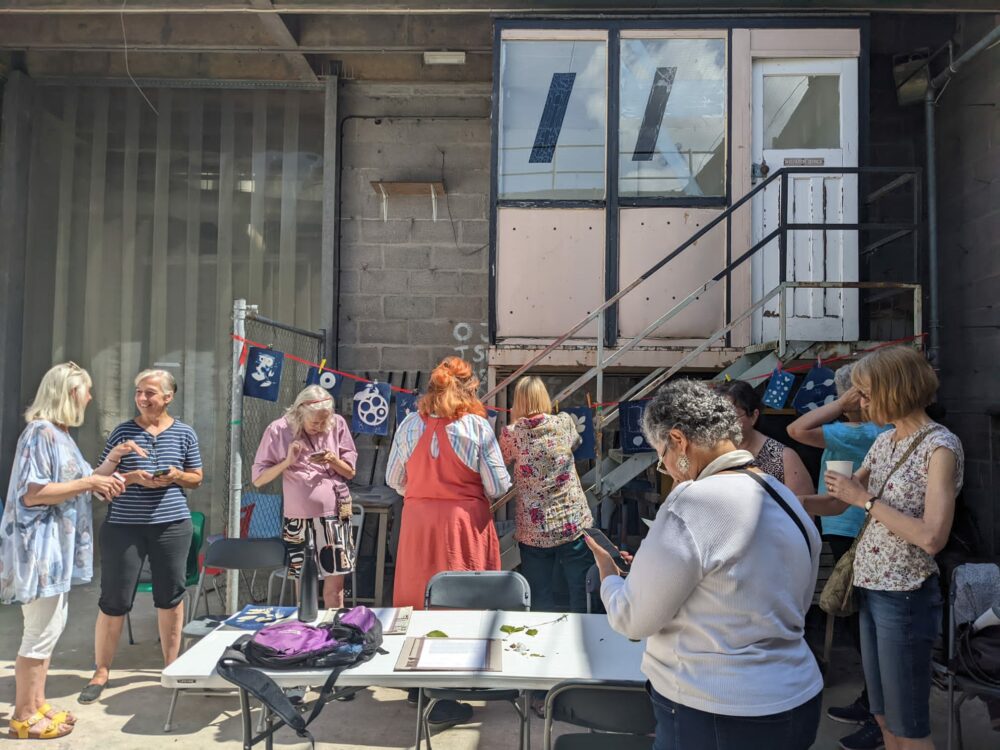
[394,637,503,672]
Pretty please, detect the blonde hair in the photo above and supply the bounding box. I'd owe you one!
[25,362,93,428]
[417,357,487,420]
[135,368,177,395]
[511,377,553,421]
[851,346,938,425]
[285,385,335,434]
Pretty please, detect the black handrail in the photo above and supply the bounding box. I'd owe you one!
[484,166,920,403]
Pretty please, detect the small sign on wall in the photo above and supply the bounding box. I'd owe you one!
[783,157,825,167]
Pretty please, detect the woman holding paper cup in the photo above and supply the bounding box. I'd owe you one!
[252,385,358,610]
[1,363,125,739]
[803,346,963,750]
[789,364,890,745]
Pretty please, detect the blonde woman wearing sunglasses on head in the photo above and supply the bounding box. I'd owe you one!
[1,363,125,740]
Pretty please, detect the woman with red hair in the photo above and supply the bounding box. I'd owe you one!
[386,357,511,611]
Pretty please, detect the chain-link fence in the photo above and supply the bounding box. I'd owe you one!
[224,305,325,543]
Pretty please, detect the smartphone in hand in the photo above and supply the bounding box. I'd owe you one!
[582,527,631,573]
[309,451,327,462]
[152,469,170,478]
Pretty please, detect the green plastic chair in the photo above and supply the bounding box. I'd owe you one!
[126,510,206,645]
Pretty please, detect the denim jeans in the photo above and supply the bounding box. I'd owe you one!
[648,684,821,750]
[517,537,592,613]
[857,575,942,738]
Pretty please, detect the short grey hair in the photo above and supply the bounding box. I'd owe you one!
[834,364,853,398]
[135,368,177,395]
[641,379,743,449]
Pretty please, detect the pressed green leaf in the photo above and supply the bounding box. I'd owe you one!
[525,629,538,637]
[500,625,525,634]
[425,630,449,638]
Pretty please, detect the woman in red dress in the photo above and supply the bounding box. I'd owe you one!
[386,357,511,610]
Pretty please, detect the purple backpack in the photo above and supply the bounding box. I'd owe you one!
[217,606,384,744]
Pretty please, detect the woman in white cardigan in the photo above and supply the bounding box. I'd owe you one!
[586,379,823,750]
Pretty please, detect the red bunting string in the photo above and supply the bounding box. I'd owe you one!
[233,331,925,415]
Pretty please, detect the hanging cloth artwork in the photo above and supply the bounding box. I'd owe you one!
[792,364,837,414]
[244,348,284,401]
[305,367,343,397]
[761,367,796,409]
[352,381,392,435]
[620,400,654,454]
[562,406,596,461]
[395,392,419,426]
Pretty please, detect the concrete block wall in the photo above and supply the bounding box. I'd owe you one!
[935,14,1000,556]
[336,83,492,481]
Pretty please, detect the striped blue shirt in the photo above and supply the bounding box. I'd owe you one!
[386,412,511,500]
[101,419,202,525]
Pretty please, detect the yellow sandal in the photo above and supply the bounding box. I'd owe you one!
[8,710,74,740]
[39,704,77,726]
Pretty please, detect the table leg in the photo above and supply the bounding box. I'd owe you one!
[374,510,388,606]
[239,688,253,750]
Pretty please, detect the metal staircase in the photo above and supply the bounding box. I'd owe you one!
[486,166,923,514]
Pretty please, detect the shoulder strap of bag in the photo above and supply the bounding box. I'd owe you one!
[835,425,942,553]
[872,425,941,499]
[738,469,812,556]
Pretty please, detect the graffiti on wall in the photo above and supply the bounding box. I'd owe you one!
[451,321,489,386]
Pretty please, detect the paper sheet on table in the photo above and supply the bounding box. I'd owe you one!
[418,639,489,670]
[394,637,502,672]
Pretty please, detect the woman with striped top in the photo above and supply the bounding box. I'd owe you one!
[79,369,203,705]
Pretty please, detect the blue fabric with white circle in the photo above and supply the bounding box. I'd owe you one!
[791,365,836,414]
[305,366,342,397]
[352,381,392,435]
[761,368,795,409]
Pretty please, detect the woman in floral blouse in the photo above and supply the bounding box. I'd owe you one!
[500,377,593,612]
[0,363,126,739]
[805,346,963,750]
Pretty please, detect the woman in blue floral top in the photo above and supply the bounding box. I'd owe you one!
[499,377,593,613]
[0,363,125,740]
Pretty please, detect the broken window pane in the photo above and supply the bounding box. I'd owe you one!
[619,37,727,198]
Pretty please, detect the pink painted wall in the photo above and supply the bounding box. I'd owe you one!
[618,208,727,339]
[496,207,604,339]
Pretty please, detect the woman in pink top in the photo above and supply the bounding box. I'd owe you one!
[252,385,358,608]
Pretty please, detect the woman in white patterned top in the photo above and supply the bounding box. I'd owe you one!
[806,346,963,750]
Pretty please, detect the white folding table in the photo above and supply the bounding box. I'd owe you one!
[162,609,646,748]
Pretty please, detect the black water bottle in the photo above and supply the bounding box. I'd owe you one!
[298,524,319,622]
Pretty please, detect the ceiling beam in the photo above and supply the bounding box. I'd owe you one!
[1,0,999,13]
[246,0,316,82]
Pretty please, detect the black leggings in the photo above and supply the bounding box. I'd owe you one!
[98,519,193,616]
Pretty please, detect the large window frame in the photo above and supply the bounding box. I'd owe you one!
[489,17,869,345]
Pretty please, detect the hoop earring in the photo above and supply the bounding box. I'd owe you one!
[678,454,690,475]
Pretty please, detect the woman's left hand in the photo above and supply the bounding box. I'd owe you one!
[310,451,337,467]
[584,535,625,579]
[110,439,148,462]
[824,470,872,508]
[152,466,182,487]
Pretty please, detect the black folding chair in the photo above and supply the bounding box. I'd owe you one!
[415,570,532,750]
[942,562,1000,750]
[542,679,654,750]
[164,537,288,732]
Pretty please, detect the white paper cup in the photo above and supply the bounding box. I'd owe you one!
[826,460,855,477]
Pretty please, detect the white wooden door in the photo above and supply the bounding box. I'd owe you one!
[751,59,859,343]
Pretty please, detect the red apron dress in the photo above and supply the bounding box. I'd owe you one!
[392,416,500,609]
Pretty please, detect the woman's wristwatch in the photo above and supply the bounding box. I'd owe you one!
[864,495,877,514]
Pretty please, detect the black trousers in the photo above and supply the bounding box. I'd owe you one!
[98,518,193,616]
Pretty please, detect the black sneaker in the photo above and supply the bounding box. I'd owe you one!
[827,694,871,725]
[838,720,885,750]
[426,700,474,727]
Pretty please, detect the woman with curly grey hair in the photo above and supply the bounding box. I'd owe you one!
[585,379,823,750]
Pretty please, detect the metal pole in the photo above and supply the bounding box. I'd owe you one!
[924,22,1000,368]
[594,309,605,505]
[228,298,247,614]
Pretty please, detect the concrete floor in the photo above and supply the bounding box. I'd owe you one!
[1,578,995,749]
